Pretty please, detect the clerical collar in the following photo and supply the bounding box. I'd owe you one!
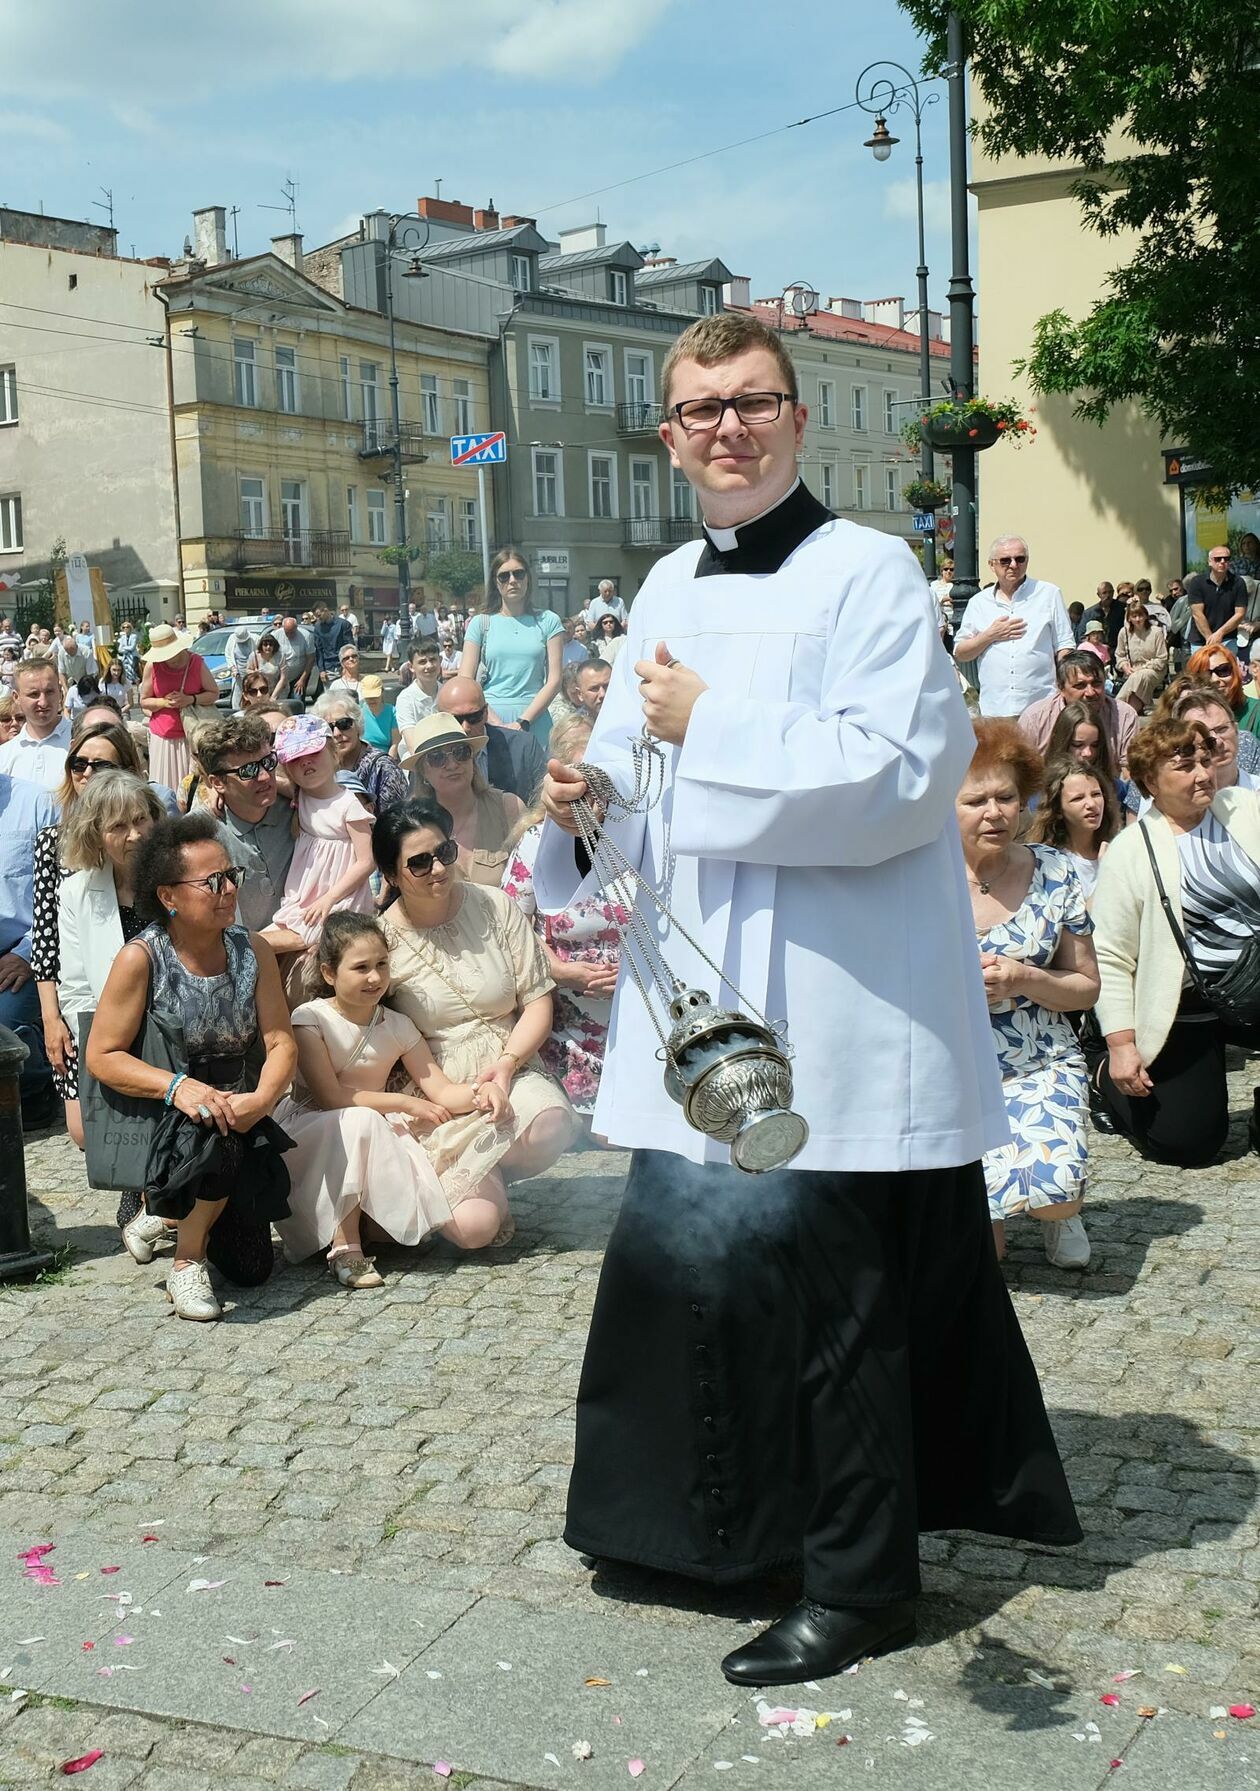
[696,478,833,578]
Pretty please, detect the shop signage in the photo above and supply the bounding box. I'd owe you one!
[1162,450,1216,487]
[224,576,340,609]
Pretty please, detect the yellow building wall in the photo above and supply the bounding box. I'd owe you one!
[972,144,1183,602]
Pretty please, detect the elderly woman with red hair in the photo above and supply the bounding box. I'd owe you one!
[1184,645,1260,737]
[957,720,1101,1267]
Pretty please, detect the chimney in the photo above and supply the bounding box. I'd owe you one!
[417,195,475,229]
[863,296,906,330]
[271,232,304,273]
[827,296,863,319]
[192,205,228,266]
[723,275,751,309]
[642,255,676,268]
[474,204,500,231]
[500,214,537,229]
[558,222,607,254]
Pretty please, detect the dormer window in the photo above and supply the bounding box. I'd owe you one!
[699,285,720,315]
[610,268,628,305]
[511,253,533,291]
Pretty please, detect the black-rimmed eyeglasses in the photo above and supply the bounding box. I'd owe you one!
[669,391,794,432]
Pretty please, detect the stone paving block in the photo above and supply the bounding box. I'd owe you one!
[287,1747,366,1790]
[1115,1712,1260,1788]
[0,1533,188,1689]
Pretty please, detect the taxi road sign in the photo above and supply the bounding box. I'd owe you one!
[450,432,507,467]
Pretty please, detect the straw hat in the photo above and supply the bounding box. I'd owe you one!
[143,623,195,663]
[399,712,486,772]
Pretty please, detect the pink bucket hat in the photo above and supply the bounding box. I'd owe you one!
[274,713,331,763]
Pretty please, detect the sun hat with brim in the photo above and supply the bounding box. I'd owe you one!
[358,674,384,700]
[399,713,486,771]
[1083,621,1106,637]
[274,713,332,763]
[143,623,196,663]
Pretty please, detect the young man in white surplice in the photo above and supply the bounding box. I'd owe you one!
[534,312,1080,1690]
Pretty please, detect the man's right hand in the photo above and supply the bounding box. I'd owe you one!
[0,953,33,994]
[989,615,1027,643]
[542,760,594,836]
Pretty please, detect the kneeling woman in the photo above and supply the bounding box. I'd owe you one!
[957,721,1101,1267]
[374,800,577,1248]
[85,814,296,1321]
[274,914,512,1286]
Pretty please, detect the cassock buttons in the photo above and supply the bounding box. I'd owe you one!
[690,1303,703,1316]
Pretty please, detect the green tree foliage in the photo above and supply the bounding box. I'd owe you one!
[424,548,485,601]
[900,1,1260,492]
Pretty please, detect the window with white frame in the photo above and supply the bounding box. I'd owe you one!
[528,337,558,402]
[883,389,898,434]
[239,476,267,537]
[629,456,657,520]
[0,494,23,553]
[421,373,441,434]
[360,361,380,424]
[0,366,16,427]
[851,385,868,431]
[610,269,628,305]
[280,479,306,546]
[346,486,359,543]
[817,380,835,428]
[584,345,612,408]
[884,466,901,510]
[533,447,563,516]
[460,498,478,550]
[453,378,471,434]
[233,338,257,407]
[819,462,836,510]
[366,489,387,546]
[670,466,694,521]
[511,253,532,291]
[340,356,353,421]
[624,350,652,409]
[589,452,617,520]
[699,285,720,314]
[427,501,450,551]
[275,344,299,414]
[853,465,869,510]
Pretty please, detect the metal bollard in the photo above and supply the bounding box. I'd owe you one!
[0,1024,56,1280]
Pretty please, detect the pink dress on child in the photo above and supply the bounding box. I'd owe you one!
[274,1002,453,1261]
[269,785,373,945]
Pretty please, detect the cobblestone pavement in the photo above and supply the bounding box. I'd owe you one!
[0,1058,1256,1789]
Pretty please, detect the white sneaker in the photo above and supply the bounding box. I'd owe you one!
[122,1210,171,1265]
[165,1259,222,1321]
[1042,1214,1090,1270]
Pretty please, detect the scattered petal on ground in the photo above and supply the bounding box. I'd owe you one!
[586,1676,612,1687]
[1163,1665,1187,1675]
[573,1740,593,1759]
[1210,1707,1229,1720]
[627,1761,645,1778]
[434,1763,452,1778]
[544,1754,561,1768]
[1229,1705,1256,1720]
[186,1579,226,1593]
[713,1761,733,1769]
[1112,1671,1140,1683]
[1101,1694,1120,1706]
[59,1750,103,1775]
[372,1661,401,1679]
[297,1689,320,1707]
[113,1636,134,1647]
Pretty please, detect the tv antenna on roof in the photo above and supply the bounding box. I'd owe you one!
[92,186,115,233]
[258,175,300,235]
[781,281,819,319]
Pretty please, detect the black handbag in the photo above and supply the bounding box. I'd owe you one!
[77,1003,187,1193]
[1139,821,1260,1030]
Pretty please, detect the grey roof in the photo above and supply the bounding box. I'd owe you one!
[538,240,644,273]
[637,257,733,286]
[420,223,548,260]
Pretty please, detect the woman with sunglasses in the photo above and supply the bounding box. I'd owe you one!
[1184,645,1260,737]
[1089,718,1260,1164]
[400,713,523,888]
[315,692,407,817]
[86,812,296,1321]
[327,643,363,701]
[459,547,564,749]
[373,799,577,1249]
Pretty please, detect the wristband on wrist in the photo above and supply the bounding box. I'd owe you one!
[164,1071,187,1107]
[498,1050,521,1071]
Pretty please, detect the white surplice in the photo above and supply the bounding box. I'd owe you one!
[533,501,1008,1173]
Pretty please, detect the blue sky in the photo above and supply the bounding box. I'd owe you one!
[2,0,964,312]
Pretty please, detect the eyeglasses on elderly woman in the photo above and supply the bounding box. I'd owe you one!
[421,742,473,771]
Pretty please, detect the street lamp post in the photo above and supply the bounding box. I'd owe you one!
[379,216,431,653]
[856,61,940,580]
[944,9,979,614]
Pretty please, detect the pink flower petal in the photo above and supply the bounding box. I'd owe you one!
[60,1750,104,1775]
[628,1763,646,1778]
[1229,1705,1256,1720]
[240,1684,253,1695]
[297,1689,321,1707]
[1112,1670,1140,1683]
[434,1764,453,1778]
[100,1567,120,1576]
[113,1636,134,1647]
[1100,1694,1120,1706]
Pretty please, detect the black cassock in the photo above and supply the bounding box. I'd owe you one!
[564,492,1080,1600]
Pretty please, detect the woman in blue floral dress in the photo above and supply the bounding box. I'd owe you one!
[957,722,1102,1269]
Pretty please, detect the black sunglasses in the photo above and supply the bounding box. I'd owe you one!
[450,708,486,726]
[66,753,117,775]
[1209,662,1234,678]
[221,751,278,781]
[330,716,358,732]
[404,838,459,876]
[173,866,245,895]
[496,569,528,584]
[422,742,473,770]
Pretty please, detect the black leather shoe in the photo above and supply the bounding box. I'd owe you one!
[720,1598,916,1687]
[1249,1087,1260,1154]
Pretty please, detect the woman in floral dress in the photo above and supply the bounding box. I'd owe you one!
[957,721,1101,1270]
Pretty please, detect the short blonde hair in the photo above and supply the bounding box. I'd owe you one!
[60,769,163,872]
[660,312,796,414]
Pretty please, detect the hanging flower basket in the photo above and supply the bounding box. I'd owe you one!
[903,478,952,511]
[901,397,1036,455]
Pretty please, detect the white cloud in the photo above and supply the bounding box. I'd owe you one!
[4,0,673,98]
[0,111,70,145]
[882,177,954,226]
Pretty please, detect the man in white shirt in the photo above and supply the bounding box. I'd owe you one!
[537,312,1076,1688]
[410,599,439,640]
[395,639,443,730]
[276,613,314,709]
[0,661,72,790]
[953,536,1074,717]
[584,579,627,629]
[55,636,90,693]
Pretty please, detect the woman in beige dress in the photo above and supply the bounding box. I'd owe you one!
[374,796,578,1248]
[1114,600,1169,713]
[400,713,522,888]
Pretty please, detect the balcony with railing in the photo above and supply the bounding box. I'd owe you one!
[623,515,699,550]
[228,530,352,571]
[616,401,661,434]
[359,421,429,462]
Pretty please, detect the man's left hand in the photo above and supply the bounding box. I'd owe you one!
[0,954,32,994]
[634,642,708,745]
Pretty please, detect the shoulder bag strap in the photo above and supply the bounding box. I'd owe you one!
[1138,820,1207,996]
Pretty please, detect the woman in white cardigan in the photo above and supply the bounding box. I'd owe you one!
[1091,716,1260,1164]
[57,770,166,1260]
